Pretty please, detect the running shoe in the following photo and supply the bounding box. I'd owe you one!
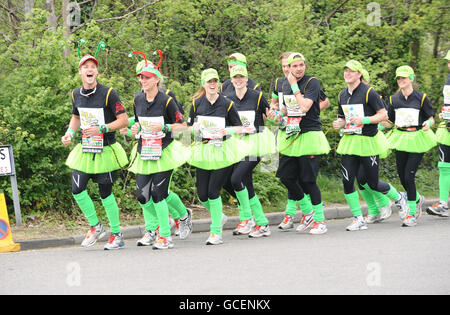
[206,234,223,245]
[395,192,408,220]
[81,223,106,248]
[415,195,424,219]
[278,214,294,231]
[309,221,327,235]
[346,216,368,231]
[104,233,125,250]
[365,214,381,224]
[136,230,158,246]
[296,212,314,232]
[249,225,271,238]
[402,215,417,227]
[152,236,174,250]
[233,219,253,235]
[179,208,193,240]
[379,202,392,221]
[426,202,449,217]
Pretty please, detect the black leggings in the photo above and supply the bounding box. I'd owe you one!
[340,155,390,195]
[223,158,261,200]
[196,166,233,202]
[395,151,424,201]
[71,170,115,199]
[439,144,450,163]
[136,170,172,204]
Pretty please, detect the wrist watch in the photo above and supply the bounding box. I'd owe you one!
[99,125,108,134]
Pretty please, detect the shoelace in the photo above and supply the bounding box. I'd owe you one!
[282,215,291,224]
[237,220,249,228]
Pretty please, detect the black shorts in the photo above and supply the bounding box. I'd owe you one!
[276,154,320,182]
[439,144,450,163]
[72,169,118,185]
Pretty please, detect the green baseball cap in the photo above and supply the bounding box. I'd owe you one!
[445,50,450,60]
[230,65,248,78]
[395,65,415,81]
[228,53,247,67]
[345,60,363,73]
[201,68,220,85]
[361,69,370,83]
[287,52,306,65]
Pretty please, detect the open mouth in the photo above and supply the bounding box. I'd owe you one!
[87,74,94,79]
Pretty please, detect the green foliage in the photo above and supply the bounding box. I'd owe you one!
[0,1,448,217]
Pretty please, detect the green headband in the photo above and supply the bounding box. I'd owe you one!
[228,60,247,67]
[287,52,306,65]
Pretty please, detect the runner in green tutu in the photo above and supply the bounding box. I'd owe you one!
[61,40,129,250]
[333,60,407,231]
[126,50,191,250]
[221,65,276,238]
[267,52,331,235]
[427,50,450,217]
[384,65,436,226]
[188,68,247,245]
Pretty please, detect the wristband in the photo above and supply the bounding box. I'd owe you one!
[66,128,75,138]
[127,129,132,137]
[291,84,300,95]
[294,91,301,97]
[226,127,235,136]
[272,92,279,100]
[362,117,371,125]
[427,120,433,127]
[99,125,109,134]
[166,124,172,132]
[128,117,136,127]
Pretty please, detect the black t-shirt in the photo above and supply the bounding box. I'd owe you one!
[337,83,385,137]
[72,83,126,146]
[274,76,327,101]
[223,88,270,132]
[188,94,242,142]
[281,74,322,133]
[134,90,185,152]
[387,90,435,130]
[160,88,185,114]
[221,77,261,97]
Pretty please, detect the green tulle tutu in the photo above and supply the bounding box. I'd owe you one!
[436,123,450,146]
[66,142,128,173]
[277,130,330,157]
[337,131,389,157]
[188,136,249,170]
[386,128,437,153]
[128,140,190,175]
[241,128,277,157]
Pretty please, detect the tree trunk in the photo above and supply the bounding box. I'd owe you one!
[24,0,34,17]
[62,0,71,58]
[46,0,57,31]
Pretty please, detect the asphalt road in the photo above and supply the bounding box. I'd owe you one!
[2,213,450,295]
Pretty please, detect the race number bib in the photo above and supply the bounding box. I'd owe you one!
[238,111,256,134]
[283,95,305,117]
[139,116,165,160]
[444,85,450,105]
[341,104,364,135]
[442,106,450,121]
[197,116,225,147]
[394,108,420,128]
[79,108,105,153]
[285,116,302,136]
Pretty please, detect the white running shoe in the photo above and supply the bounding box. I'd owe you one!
[309,221,327,235]
[402,215,417,227]
[379,202,392,221]
[415,195,424,219]
[346,216,368,231]
[179,208,193,240]
[104,233,125,250]
[426,202,449,217]
[233,219,253,235]
[395,192,409,220]
[81,223,106,248]
[278,214,294,231]
[136,230,158,246]
[249,225,271,238]
[206,234,223,245]
[365,214,381,224]
[152,236,174,250]
[221,213,228,227]
[296,212,314,232]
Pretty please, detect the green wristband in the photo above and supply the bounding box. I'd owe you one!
[427,120,433,127]
[226,127,235,136]
[362,117,371,125]
[272,92,279,100]
[128,117,136,127]
[127,129,132,137]
[291,84,300,95]
[66,128,75,138]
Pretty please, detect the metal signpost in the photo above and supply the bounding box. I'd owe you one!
[0,145,22,227]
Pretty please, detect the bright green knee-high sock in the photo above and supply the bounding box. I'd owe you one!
[361,183,391,209]
[198,198,210,211]
[208,197,223,235]
[101,194,121,234]
[73,190,99,227]
[166,190,187,219]
[385,184,400,201]
[359,185,380,216]
[345,191,362,217]
[140,199,159,231]
[297,195,313,215]
[285,199,297,217]
[249,194,268,226]
[235,188,252,221]
[153,200,171,237]
[407,200,417,216]
[312,203,325,222]
[438,162,450,203]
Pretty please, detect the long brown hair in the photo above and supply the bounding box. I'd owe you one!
[192,86,206,101]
